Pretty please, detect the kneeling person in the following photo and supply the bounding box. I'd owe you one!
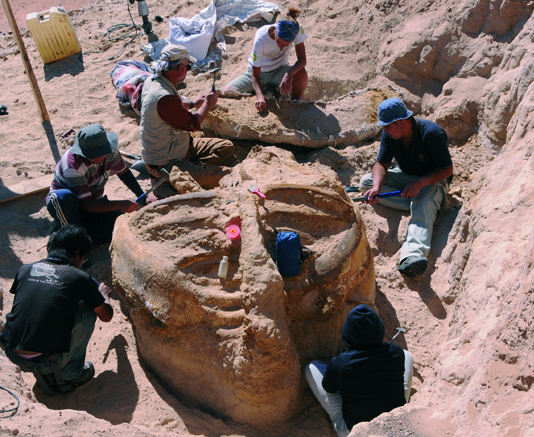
[46,124,144,244]
[141,44,234,190]
[222,6,308,112]
[0,225,114,393]
[306,304,413,436]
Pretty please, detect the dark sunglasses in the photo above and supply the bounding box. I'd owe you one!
[176,62,191,71]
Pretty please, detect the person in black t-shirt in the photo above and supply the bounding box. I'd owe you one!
[0,225,113,392]
[359,97,453,278]
[305,305,413,436]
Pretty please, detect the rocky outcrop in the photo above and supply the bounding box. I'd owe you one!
[359,1,534,434]
[375,0,534,148]
[111,147,375,426]
[421,76,534,436]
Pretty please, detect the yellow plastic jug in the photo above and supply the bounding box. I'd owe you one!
[26,7,81,64]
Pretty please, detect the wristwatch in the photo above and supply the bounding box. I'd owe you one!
[189,101,194,110]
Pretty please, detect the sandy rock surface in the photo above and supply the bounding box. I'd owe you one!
[204,87,393,148]
[111,147,375,426]
[0,0,533,435]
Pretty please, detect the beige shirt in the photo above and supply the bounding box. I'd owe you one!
[140,75,190,165]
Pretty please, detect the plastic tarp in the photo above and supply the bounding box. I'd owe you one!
[166,0,281,62]
[110,60,152,115]
[169,15,216,62]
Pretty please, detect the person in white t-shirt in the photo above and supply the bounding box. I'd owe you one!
[222,6,308,112]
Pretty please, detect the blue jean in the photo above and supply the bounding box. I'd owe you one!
[6,301,96,380]
[359,168,448,260]
[305,350,414,435]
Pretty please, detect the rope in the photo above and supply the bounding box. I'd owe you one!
[0,385,20,418]
[83,1,144,64]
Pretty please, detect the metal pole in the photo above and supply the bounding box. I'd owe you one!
[1,0,50,122]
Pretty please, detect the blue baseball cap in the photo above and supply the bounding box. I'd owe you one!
[377,97,413,127]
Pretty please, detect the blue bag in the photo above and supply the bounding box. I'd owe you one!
[276,231,302,277]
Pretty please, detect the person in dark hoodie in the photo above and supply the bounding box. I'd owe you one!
[305,304,413,436]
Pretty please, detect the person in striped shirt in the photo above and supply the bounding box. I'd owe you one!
[46,124,144,244]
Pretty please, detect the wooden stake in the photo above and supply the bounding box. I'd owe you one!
[1,0,50,122]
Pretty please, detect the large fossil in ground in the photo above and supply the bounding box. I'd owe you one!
[111,147,375,426]
[204,86,401,148]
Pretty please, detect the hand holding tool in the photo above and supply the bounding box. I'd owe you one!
[136,169,170,203]
[210,67,222,92]
[352,190,402,202]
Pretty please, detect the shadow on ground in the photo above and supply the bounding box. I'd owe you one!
[35,334,138,425]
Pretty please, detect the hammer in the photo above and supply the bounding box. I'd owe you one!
[210,67,222,92]
[136,168,171,203]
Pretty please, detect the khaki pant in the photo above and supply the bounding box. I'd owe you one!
[225,65,292,94]
[359,167,448,261]
[305,352,413,436]
[146,137,234,189]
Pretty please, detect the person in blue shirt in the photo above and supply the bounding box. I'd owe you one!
[305,304,413,436]
[359,97,453,277]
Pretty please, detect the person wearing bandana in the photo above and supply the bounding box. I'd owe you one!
[222,6,308,112]
[140,44,235,191]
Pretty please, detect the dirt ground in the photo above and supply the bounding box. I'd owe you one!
[1,0,533,435]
